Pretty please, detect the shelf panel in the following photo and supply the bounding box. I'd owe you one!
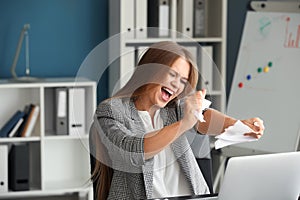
[0,136,40,143]
[0,185,91,198]
[0,77,96,88]
[44,135,89,140]
[42,139,90,186]
[125,37,224,45]
[44,180,91,191]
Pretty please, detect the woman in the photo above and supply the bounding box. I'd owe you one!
[89,41,264,199]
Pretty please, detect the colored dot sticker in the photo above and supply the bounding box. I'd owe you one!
[246,74,251,80]
[268,62,272,67]
[264,66,269,73]
[238,82,243,88]
[257,67,262,73]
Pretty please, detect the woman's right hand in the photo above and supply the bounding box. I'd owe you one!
[181,89,206,130]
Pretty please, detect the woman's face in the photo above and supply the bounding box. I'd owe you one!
[144,57,190,109]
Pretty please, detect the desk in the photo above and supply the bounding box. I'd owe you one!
[150,193,218,200]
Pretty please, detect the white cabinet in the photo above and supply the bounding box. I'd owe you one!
[0,78,96,199]
[109,0,227,112]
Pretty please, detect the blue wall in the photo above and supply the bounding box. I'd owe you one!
[0,0,255,104]
[0,0,109,103]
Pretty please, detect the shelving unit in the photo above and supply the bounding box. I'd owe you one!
[0,78,96,200]
[108,0,227,113]
[109,0,227,193]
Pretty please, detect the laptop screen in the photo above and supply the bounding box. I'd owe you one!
[218,152,300,200]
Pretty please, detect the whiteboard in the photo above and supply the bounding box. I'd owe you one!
[227,11,300,154]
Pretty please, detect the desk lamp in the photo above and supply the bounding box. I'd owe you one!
[10,24,40,82]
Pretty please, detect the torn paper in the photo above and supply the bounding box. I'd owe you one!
[193,99,212,122]
[214,120,258,149]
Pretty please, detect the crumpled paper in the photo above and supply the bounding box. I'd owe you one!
[193,99,212,122]
[214,120,259,149]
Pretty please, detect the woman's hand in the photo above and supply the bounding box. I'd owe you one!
[241,118,265,139]
[181,89,206,130]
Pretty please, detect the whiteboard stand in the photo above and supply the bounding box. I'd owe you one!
[250,1,300,12]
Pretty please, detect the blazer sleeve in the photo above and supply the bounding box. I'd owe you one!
[92,99,146,173]
[177,100,212,159]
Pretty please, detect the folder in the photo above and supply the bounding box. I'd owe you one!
[0,110,25,137]
[0,145,8,193]
[68,88,85,136]
[177,0,194,37]
[193,0,207,37]
[135,0,147,38]
[148,0,170,37]
[121,0,135,39]
[199,46,213,91]
[55,88,68,135]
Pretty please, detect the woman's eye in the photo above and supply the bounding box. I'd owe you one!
[180,79,188,85]
[169,71,176,77]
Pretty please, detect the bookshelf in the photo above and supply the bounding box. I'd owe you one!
[0,78,96,200]
[108,0,227,113]
[109,0,227,192]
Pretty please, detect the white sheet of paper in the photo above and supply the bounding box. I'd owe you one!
[214,120,258,149]
[193,99,212,122]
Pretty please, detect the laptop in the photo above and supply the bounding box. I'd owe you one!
[216,151,300,200]
[152,152,300,200]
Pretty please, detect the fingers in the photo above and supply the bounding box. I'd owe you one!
[244,132,263,139]
[242,117,265,139]
[192,89,206,111]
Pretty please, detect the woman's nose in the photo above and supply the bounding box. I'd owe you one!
[170,75,180,89]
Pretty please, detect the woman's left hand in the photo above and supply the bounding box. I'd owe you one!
[241,118,265,139]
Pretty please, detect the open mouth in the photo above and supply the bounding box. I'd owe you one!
[161,87,174,102]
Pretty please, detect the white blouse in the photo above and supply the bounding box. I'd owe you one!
[138,110,191,198]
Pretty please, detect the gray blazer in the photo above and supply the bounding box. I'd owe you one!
[91,97,209,199]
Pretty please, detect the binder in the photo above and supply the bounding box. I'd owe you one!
[136,45,148,63]
[8,143,29,191]
[68,88,85,136]
[199,46,213,91]
[0,145,8,193]
[55,88,68,135]
[148,0,170,37]
[184,45,198,64]
[0,110,25,137]
[121,0,135,39]
[135,0,147,38]
[177,0,194,37]
[193,0,207,37]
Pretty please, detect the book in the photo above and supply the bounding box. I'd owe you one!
[8,118,24,137]
[16,105,32,137]
[0,111,25,137]
[20,104,40,137]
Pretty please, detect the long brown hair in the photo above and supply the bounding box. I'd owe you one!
[91,41,199,199]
